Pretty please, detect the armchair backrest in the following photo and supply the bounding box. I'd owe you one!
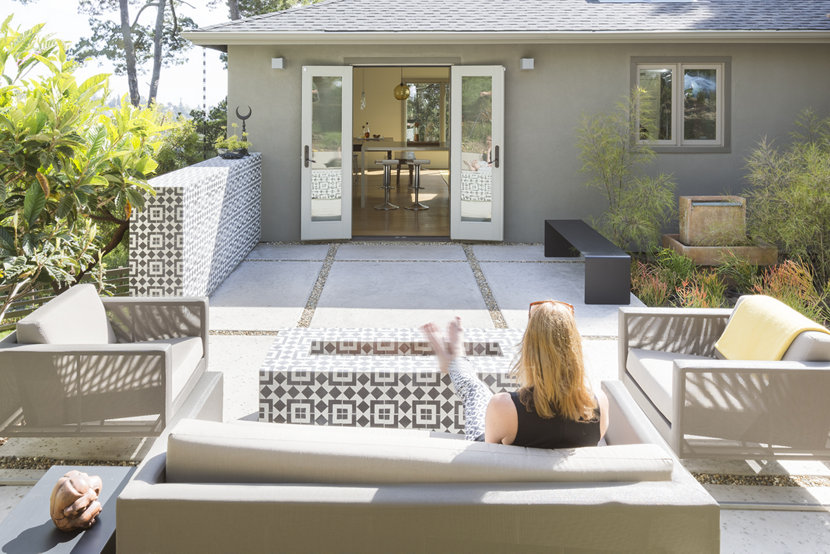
[16,284,116,344]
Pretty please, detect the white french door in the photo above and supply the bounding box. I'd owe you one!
[301,66,353,240]
[450,66,505,241]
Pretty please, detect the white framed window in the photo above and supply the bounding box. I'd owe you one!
[634,59,729,151]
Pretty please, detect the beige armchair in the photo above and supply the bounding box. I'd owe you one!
[619,299,830,459]
[0,284,222,437]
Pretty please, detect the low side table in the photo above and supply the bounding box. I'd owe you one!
[0,465,135,553]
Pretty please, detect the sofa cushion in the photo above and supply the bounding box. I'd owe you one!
[781,331,830,362]
[626,348,714,421]
[16,284,116,345]
[165,419,673,485]
[143,337,203,400]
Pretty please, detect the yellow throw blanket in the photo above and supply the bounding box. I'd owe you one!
[714,295,830,361]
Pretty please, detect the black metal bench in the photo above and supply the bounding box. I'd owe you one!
[544,219,631,305]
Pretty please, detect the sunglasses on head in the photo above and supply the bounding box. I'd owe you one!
[528,300,575,318]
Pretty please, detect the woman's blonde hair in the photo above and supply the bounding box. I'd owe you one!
[510,301,596,421]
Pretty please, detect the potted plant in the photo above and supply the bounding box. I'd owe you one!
[215,123,252,159]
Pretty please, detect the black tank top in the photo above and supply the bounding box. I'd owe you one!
[509,391,601,449]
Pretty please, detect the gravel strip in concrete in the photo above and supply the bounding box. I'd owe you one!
[463,244,507,329]
[694,473,830,488]
[298,243,339,328]
[0,457,137,470]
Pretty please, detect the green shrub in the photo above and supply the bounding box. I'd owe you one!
[745,110,830,286]
[671,270,727,309]
[695,270,728,308]
[673,279,712,308]
[0,19,165,322]
[653,248,697,289]
[631,260,671,306]
[716,251,759,294]
[752,260,829,324]
[577,88,676,252]
[156,118,205,175]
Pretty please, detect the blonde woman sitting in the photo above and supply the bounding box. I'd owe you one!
[422,301,609,447]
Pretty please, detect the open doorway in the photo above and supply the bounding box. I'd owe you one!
[351,66,450,238]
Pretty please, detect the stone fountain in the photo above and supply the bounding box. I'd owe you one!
[662,195,777,265]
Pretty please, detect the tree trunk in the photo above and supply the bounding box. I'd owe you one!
[228,0,240,20]
[119,0,141,106]
[148,0,167,105]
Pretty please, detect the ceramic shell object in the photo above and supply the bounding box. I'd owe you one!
[49,470,103,532]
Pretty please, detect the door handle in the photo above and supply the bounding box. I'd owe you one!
[304,145,317,168]
[494,145,500,169]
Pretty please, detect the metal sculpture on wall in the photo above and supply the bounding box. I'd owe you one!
[236,105,253,135]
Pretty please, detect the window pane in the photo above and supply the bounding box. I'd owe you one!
[684,68,717,141]
[639,68,672,141]
[406,83,445,142]
[310,76,342,222]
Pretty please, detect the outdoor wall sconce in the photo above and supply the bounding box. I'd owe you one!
[271,57,285,69]
[520,58,535,70]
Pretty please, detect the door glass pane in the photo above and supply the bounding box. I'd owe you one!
[684,68,717,141]
[638,68,672,141]
[460,76,493,222]
[311,76,343,221]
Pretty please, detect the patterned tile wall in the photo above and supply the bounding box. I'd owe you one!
[260,328,524,435]
[130,154,261,296]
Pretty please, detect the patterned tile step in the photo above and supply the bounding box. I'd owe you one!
[259,328,523,434]
[308,340,503,356]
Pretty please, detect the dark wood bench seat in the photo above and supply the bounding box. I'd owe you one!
[544,219,631,305]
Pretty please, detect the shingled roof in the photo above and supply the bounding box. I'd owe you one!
[187,0,830,46]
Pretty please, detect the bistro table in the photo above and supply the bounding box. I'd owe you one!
[358,140,448,207]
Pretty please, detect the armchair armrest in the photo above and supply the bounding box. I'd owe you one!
[102,297,208,364]
[0,343,173,435]
[671,359,830,458]
[618,307,731,379]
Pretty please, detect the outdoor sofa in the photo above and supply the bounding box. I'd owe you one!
[620,295,830,459]
[116,380,719,553]
[0,284,223,436]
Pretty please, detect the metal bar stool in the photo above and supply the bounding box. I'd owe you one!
[404,158,431,211]
[374,159,399,210]
[395,151,415,191]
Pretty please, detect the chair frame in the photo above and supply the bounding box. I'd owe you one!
[0,296,217,437]
[619,306,830,459]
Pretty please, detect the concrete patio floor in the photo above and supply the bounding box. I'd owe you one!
[2,241,829,551]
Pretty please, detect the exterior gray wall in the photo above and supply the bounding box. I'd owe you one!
[227,42,830,243]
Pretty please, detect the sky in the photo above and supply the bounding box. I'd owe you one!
[1,0,230,111]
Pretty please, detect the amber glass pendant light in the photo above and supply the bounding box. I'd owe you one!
[393,66,410,101]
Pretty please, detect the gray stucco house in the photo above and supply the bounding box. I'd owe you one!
[186,0,830,243]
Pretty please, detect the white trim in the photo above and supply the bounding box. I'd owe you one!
[300,66,353,241]
[450,66,505,241]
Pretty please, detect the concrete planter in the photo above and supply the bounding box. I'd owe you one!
[662,234,778,266]
[679,195,746,246]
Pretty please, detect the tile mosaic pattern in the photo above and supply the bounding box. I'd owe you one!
[129,188,184,297]
[130,154,261,296]
[308,340,503,356]
[460,170,492,202]
[311,169,342,200]
[260,328,523,434]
